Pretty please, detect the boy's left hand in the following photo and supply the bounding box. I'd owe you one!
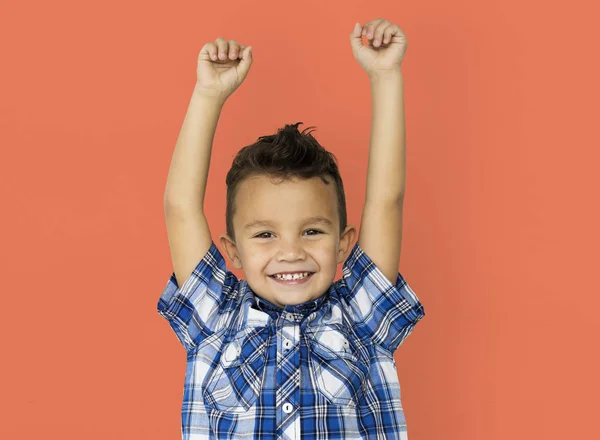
[350,18,407,79]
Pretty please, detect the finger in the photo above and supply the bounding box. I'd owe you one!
[215,37,228,60]
[372,20,391,47]
[228,40,241,59]
[204,42,218,61]
[244,45,252,62]
[382,24,400,45]
[362,22,372,38]
[363,18,385,40]
[238,44,248,60]
[238,46,252,67]
[351,22,367,51]
[235,45,253,80]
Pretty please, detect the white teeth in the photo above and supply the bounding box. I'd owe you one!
[274,272,310,280]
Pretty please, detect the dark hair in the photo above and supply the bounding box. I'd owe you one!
[225,122,347,242]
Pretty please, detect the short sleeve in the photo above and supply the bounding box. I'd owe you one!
[335,241,426,353]
[157,240,236,353]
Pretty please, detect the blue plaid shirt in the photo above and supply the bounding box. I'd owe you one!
[157,239,425,439]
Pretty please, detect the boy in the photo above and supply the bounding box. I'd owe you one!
[158,18,425,440]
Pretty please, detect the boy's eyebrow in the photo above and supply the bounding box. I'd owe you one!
[244,216,333,230]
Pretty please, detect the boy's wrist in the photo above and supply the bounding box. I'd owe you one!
[192,83,228,106]
[369,70,403,86]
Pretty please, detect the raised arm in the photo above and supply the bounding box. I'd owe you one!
[164,38,253,287]
[350,19,408,284]
[163,90,224,287]
[359,73,405,285]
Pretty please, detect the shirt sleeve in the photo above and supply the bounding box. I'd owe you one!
[157,240,236,353]
[335,241,426,354]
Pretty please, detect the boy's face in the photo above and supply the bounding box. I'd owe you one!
[219,174,356,309]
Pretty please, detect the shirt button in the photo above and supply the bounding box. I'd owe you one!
[282,402,293,413]
[283,339,293,350]
[285,312,294,320]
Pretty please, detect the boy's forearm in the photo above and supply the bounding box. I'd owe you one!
[164,86,226,211]
[365,72,406,204]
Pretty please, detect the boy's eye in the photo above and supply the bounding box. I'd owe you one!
[253,230,323,239]
[255,232,273,239]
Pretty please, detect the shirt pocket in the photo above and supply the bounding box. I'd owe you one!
[307,327,369,407]
[203,327,270,412]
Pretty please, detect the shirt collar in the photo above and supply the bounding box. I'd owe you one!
[252,287,329,317]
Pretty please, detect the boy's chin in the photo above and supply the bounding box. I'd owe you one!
[266,282,318,306]
[273,292,314,306]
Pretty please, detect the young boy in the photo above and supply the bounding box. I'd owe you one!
[158,18,425,440]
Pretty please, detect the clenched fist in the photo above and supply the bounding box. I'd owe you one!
[195,38,253,101]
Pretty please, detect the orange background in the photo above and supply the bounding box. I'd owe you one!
[1,0,598,439]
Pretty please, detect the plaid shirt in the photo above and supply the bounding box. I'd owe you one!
[157,239,425,440]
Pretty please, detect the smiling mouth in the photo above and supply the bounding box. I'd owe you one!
[269,273,315,285]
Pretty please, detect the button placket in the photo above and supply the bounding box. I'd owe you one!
[276,321,301,423]
[283,338,293,351]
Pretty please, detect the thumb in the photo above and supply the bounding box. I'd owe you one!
[349,22,365,53]
[236,46,253,78]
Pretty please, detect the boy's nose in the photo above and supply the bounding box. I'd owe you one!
[276,242,307,260]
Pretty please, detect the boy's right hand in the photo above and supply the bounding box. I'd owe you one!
[195,38,253,101]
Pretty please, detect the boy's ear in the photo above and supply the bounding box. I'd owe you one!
[219,233,243,269]
[337,224,357,263]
